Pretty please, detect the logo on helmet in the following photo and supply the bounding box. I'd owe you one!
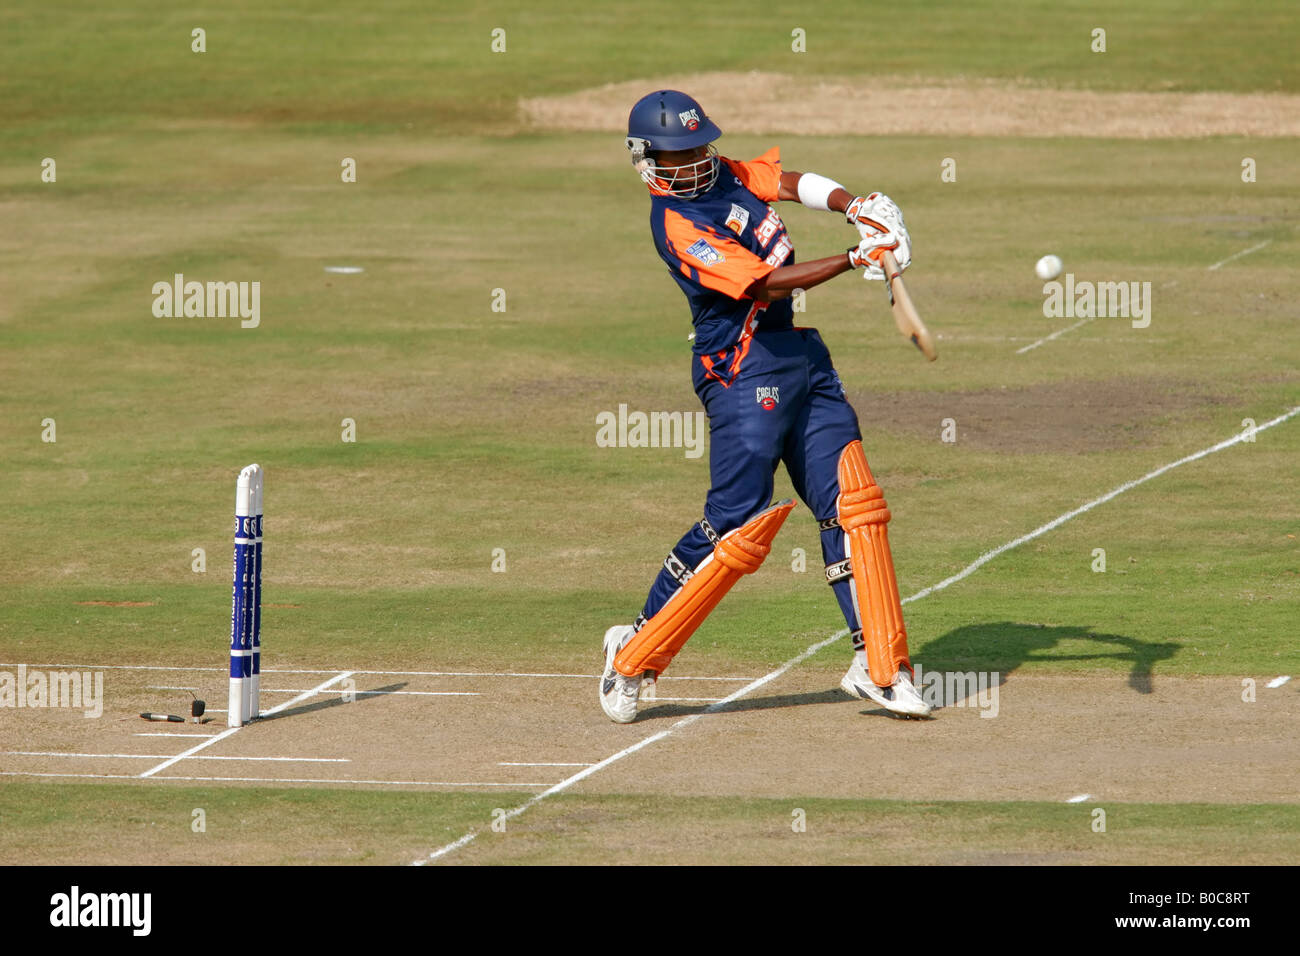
[678,108,701,131]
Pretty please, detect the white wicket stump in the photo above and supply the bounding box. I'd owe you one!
[228,464,264,726]
[249,467,263,719]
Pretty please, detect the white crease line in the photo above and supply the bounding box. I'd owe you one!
[327,671,757,681]
[414,404,1300,866]
[0,771,550,787]
[259,671,354,718]
[168,755,352,763]
[1207,239,1271,271]
[136,719,235,778]
[8,751,348,763]
[0,663,754,682]
[950,335,1168,344]
[156,776,547,786]
[0,663,222,673]
[346,690,480,697]
[0,772,140,781]
[146,685,201,691]
[1016,316,1095,355]
[415,630,846,866]
[257,688,479,696]
[904,404,1300,604]
[9,751,189,760]
[138,671,351,779]
[134,733,218,738]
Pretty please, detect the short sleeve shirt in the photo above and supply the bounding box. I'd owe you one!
[647,148,796,355]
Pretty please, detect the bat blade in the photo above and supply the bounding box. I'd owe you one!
[879,249,937,362]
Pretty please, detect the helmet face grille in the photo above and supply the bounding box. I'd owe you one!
[640,145,720,199]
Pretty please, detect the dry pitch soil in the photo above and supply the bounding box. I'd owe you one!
[522,72,1300,138]
[4,663,1295,809]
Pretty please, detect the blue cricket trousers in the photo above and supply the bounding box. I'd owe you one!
[638,326,864,637]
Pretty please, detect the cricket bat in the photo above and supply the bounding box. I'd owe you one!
[879,249,937,362]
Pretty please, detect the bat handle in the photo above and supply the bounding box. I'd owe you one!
[881,249,903,281]
[880,249,901,304]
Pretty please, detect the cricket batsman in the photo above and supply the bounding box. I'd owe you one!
[600,90,932,723]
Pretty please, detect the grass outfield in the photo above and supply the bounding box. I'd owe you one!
[1,0,1297,866]
[3,1,1298,137]
[3,783,1298,866]
[3,131,1295,677]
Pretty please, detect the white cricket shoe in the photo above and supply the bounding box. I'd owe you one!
[840,660,933,718]
[600,625,643,723]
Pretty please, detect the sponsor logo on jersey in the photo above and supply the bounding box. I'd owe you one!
[685,238,724,266]
[756,386,780,410]
[678,108,701,130]
[755,207,784,244]
[724,203,750,236]
[764,235,793,267]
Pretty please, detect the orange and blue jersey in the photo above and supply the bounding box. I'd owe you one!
[635,147,870,645]
[648,147,795,367]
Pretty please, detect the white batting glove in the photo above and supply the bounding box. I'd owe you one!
[846,192,903,228]
[844,193,912,279]
[847,235,894,278]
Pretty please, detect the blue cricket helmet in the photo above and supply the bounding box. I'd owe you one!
[626,90,722,198]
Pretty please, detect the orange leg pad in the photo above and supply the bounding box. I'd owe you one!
[837,441,912,687]
[614,500,796,677]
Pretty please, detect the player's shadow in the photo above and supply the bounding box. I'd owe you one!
[917,622,1179,695]
[644,687,846,721]
[638,622,1178,721]
[259,681,408,720]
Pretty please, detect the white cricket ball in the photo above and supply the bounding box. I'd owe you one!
[1035,254,1063,280]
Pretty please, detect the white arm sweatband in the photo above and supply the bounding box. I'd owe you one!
[795,172,845,211]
